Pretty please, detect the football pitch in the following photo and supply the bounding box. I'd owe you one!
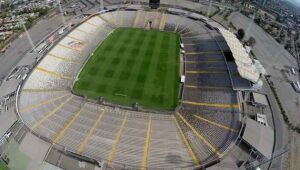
[73,28,180,109]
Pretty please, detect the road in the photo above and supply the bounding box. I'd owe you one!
[230,12,300,125]
[229,12,292,169]
[0,14,70,80]
[0,8,74,140]
[0,2,294,169]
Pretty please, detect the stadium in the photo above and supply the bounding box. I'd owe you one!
[1,0,283,170]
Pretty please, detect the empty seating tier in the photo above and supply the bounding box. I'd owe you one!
[17,9,241,169]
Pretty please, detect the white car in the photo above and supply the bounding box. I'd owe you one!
[291,81,300,93]
[4,131,12,139]
[290,67,296,75]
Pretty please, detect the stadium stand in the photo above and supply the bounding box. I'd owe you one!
[17,9,242,169]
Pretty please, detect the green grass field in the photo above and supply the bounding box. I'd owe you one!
[73,28,180,109]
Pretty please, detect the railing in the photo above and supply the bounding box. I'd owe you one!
[13,1,247,170]
[181,15,247,169]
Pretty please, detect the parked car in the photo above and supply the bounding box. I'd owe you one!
[291,81,300,93]
[290,67,296,75]
[4,131,12,139]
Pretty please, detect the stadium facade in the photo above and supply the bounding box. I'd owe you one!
[1,1,270,170]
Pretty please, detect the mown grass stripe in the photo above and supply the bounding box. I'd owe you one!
[73,28,180,109]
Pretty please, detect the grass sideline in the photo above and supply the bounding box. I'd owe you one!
[73,28,180,110]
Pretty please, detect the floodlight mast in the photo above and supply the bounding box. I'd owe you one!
[100,0,104,10]
[20,19,35,51]
[207,0,212,18]
[57,0,66,25]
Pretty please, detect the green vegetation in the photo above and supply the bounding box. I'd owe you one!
[73,28,180,110]
[209,8,220,18]
[267,78,300,133]
[16,7,49,16]
[24,17,35,29]
[0,160,9,170]
[223,10,232,21]
[0,12,8,18]
[33,8,49,16]
[0,42,5,49]
[23,8,49,30]
[3,140,31,170]
[229,22,237,31]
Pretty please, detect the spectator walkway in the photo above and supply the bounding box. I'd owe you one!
[16,10,242,169]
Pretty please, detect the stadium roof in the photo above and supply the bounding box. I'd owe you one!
[242,118,274,157]
[218,28,260,83]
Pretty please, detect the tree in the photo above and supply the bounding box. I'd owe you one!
[237,28,245,41]
[254,18,261,25]
[33,8,49,16]
[247,37,256,47]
